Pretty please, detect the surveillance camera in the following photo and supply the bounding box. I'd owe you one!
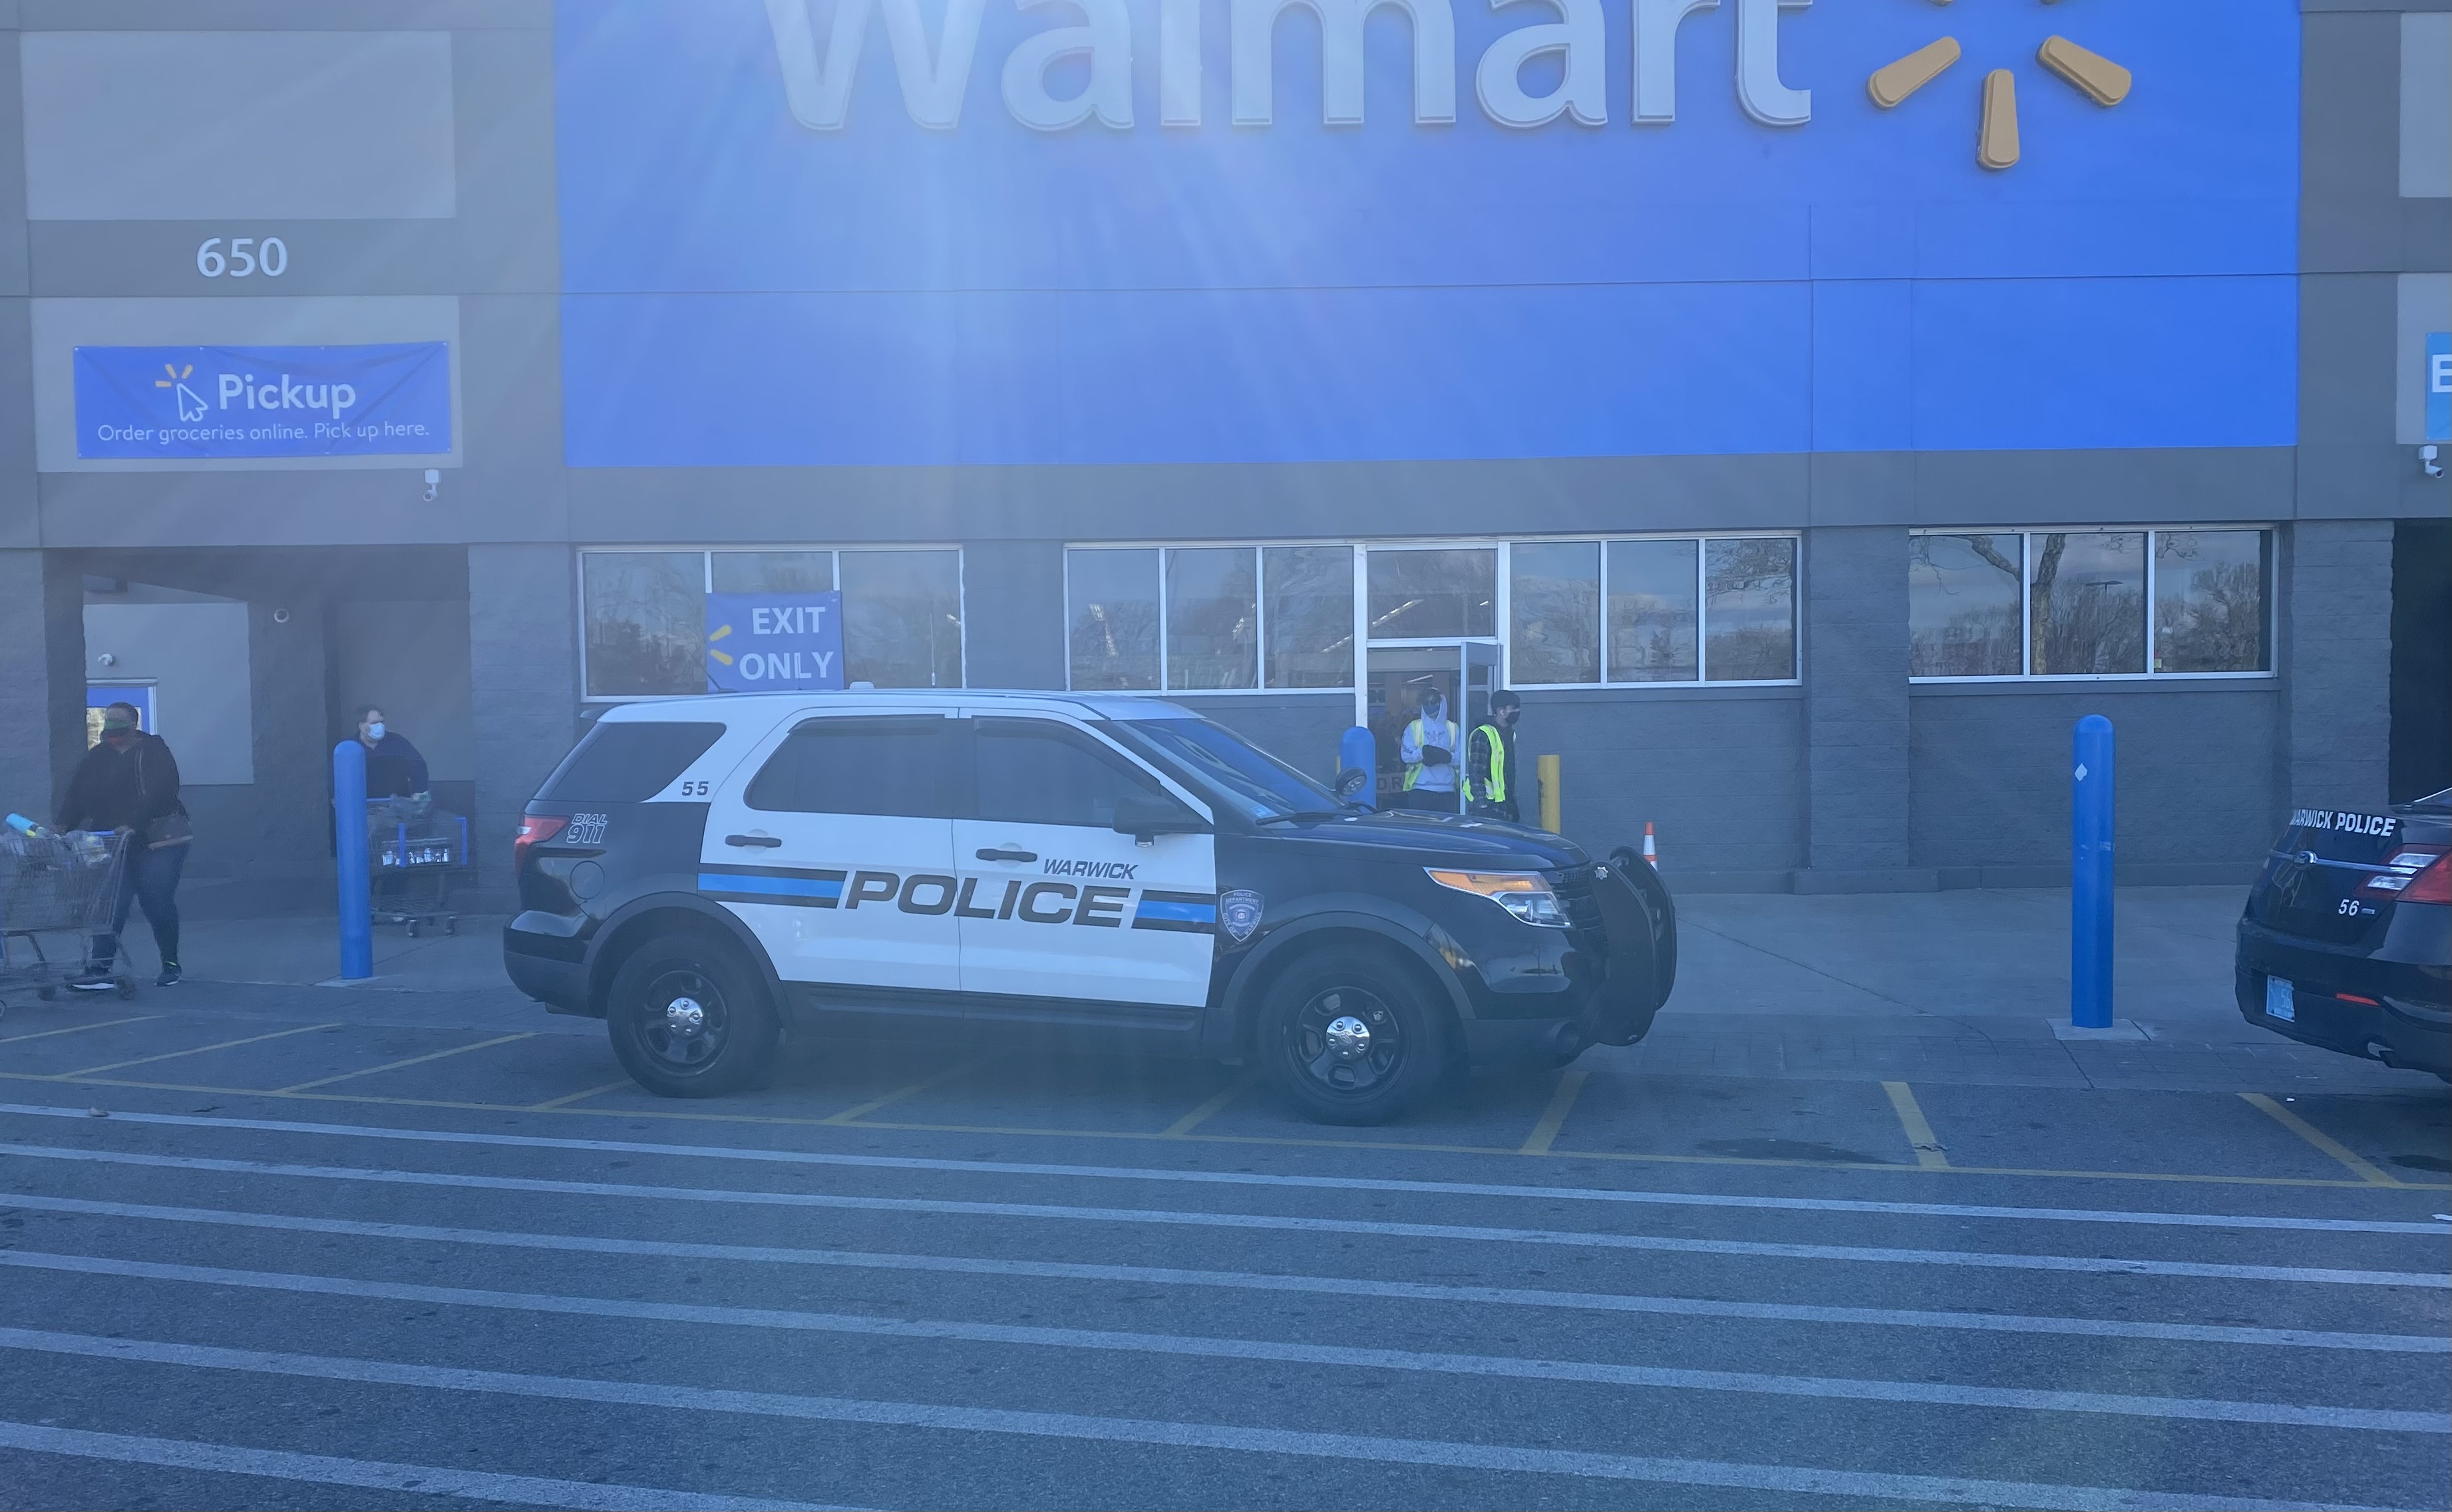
[423,468,440,502]
[2424,444,2444,481]
[96,652,116,667]
[271,607,291,625]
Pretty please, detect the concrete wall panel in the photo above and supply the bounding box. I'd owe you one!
[82,599,254,784]
[22,31,455,222]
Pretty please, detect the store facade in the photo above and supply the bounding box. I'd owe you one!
[1,1,2445,910]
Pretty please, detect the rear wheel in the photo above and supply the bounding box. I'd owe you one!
[606,930,778,1098]
[1258,946,1449,1126]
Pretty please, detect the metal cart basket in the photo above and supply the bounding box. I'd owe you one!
[0,828,134,1010]
[368,798,470,938]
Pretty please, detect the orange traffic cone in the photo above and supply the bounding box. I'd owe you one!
[1642,822,1658,869]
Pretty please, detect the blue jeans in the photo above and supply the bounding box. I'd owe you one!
[92,841,187,971]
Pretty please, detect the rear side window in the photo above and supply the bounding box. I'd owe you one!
[538,721,726,802]
[745,716,963,818]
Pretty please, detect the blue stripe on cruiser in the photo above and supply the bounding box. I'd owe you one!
[699,872,843,901]
[1134,897,1216,924]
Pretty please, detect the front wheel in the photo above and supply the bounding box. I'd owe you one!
[1259,946,1449,1126]
[606,931,779,1098]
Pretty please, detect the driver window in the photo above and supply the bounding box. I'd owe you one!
[975,720,1169,829]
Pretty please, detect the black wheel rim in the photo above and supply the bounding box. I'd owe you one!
[637,965,729,1074]
[1288,984,1404,1096]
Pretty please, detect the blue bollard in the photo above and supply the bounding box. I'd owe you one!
[2071,714,2115,1029]
[333,740,373,981]
[1337,724,1378,810]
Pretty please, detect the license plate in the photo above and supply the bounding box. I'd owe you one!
[2265,975,2295,1022]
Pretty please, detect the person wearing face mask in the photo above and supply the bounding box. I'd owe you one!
[57,702,192,989]
[1397,685,1461,813]
[1465,690,1522,823]
[355,705,431,806]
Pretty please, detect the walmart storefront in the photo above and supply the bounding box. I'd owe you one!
[3,1,2446,908]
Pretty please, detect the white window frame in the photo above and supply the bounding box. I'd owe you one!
[576,544,969,702]
[1906,526,2278,684]
[1059,533,1807,698]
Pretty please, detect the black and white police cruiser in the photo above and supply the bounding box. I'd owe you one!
[503,692,1675,1124]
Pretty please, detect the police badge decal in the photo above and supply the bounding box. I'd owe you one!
[1219,890,1264,943]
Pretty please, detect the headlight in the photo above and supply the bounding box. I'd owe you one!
[1425,869,1567,927]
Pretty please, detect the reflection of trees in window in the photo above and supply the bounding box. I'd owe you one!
[1366,549,1496,639]
[1067,549,1159,690]
[1703,537,1796,682]
[842,550,963,688]
[584,553,703,697]
[1263,546,1353,688]
[1166,548,1258,690]
[2155,531,2268,673]
[1510,541,1599,684]
[1606,539,1697,682]
[1908,534,2022,677]
[2031,533,2144,675]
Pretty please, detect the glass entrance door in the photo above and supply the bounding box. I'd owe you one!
[1364,643,1497,810]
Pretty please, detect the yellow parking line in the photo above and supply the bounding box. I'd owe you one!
[2240,1092,2403,1187]
[1158,1071,1257,1137]
[530,1078,637,1110]
[0,1065,2444,1192]
[1518,1069,1589,1155]
[0,1015,158,1044]
[276,1033,536,1094]
[55,1023,339,1078]
[822,1056,994,1125]
[1882,1080,1951,1169]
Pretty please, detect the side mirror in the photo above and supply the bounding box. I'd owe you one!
[1111,792,1208,839]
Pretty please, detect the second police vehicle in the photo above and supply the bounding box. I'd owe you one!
[503,692,1677,1124]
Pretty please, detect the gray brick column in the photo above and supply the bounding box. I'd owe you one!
[244,597,333,897]
[468,543,580,900]
[0,550,89,821]
[2282,520,2393,812]
[1799,526,1922,889]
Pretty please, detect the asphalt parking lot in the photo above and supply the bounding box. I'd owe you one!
[1,888,2446,1509]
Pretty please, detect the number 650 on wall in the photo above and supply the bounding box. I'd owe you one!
[196,237,288,278]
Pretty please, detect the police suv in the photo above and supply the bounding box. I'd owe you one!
[502,692,1676,1124]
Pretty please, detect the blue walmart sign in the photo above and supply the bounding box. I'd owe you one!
[554,0,2298,466]
[75,343,452,460]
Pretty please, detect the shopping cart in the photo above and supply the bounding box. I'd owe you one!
[368,798,470,938]
[0,828,134,1011]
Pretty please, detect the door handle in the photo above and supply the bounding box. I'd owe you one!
[725,834,783,848]
[975,847,1037,863]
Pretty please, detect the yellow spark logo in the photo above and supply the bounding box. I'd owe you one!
[152,363,193,388]
[1868,1,2133,170]
[707,622,735,667]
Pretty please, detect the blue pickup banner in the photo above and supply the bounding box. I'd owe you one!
[74,342,452,459]
[705,591,844,692]
[2428,333,2450,443]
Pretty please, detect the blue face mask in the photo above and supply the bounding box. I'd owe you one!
[366,722,386,742]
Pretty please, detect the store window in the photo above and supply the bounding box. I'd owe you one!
[1605,539,1698,683]
[1067,547,1161,691]
[1165,547,1258,690]
[579,547,963,698]
[1908,528,2272,680]
[1509,541,1600,684]
[1702,537,1799,682]
[1366,548,1496,640]
[1263,545,1355,689]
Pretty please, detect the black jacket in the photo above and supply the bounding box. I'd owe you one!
[363,732,430,799]
[57,733,186,833]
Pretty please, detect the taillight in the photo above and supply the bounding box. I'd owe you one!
[2360,847,2449,902]
[513,814,568,874]
[2399,853,2452,905]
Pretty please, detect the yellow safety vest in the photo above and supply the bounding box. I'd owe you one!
[1465,723,1507,804]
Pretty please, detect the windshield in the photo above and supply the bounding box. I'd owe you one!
[1108,717,1340,821]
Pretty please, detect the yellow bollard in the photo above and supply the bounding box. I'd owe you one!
[1536,754,1561,833]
